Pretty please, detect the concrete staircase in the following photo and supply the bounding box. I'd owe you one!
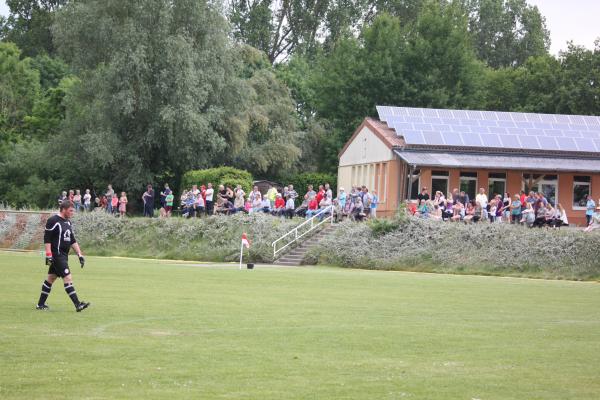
[274,224,337,266]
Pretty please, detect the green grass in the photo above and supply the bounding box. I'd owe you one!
[1,251,600,399]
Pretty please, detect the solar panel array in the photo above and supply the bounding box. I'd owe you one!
[376,106,600,153]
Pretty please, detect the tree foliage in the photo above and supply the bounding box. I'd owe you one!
[51,0,242,191]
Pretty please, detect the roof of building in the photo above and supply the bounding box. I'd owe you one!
[338,118,405,157]
[377,106,600,155]
[395,149,600,172]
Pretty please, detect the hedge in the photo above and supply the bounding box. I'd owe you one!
[282,172,337,201]
[181,167,253,195]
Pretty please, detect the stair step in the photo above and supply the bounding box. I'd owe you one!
[274,261,301,266]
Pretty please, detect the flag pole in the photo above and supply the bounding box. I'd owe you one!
[239,239,244,270]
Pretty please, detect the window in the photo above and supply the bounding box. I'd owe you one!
[488,172,506,198]
[406,169,420,200]
[573,176,591,209]
[432,170,449,197]
[459,172,477,199]
[523,174,558,205]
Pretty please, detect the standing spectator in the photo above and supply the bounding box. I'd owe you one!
[510,195,522,224]
[142,185,154,217]
[194,190,205,217]
[83,189,92,212]
[111,193,119,215]
[458,191,470,207]
[338,187,347,210]
[584,207,600,232]
[57,191,67,206]
[266,185,278,209]
[325,183,333,200]
[370,190,379,218]
[68,190,74,202]
[105,185,115,214]
[287,185,298,201]
[285,194,295,219]
[73,190,82,212]
[165,190,174,217]
[160,184,171,209]
[557,204,569,226]
[119,192,128,218]
[585,195,595,226]
[476,188,488,219]
[205,183,214,215]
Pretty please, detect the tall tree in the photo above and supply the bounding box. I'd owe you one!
[0,42,41,146]
[1,0,68,57]
[556,42,600,116]
[465,0,550,68]
[51,0,243,190]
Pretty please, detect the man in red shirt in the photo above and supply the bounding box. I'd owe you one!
[274,193,285,216]
[316,185,325,204]
[305,197,318,219]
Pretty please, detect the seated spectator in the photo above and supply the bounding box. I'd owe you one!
[251,192,262,213]
[273,193,285,216]
[544,203,557,228]
[260,197,271,213]
[533,200,546,228]
[233,190,246,213]
[430,204,442,221]
[305,197,319,219]
[473,201,483,223]
[557,203,569,227]
[194,190,205,217]
[451,201,464,222]
[415,199,429,218]
[405,200,417,215]
[351,197,366,221]
[318,193,332,220]
[520,202,535,227]
[464,202,475,223]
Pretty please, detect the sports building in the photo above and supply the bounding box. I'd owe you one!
[338,106,600,225]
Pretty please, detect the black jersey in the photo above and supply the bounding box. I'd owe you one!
[44,215,77,256]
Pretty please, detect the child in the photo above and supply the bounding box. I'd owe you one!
[370,190,378,218]
[119,192,128,218]
[165,190,174,217]
[488,199,497,223]
[111,193,119,215]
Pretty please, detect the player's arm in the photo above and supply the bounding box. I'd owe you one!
[44,218,56,265]
[71,237,86,268]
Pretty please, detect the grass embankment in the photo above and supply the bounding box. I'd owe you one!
[1,252,600,399]
[73,212,297,263]
[308,217,600,281]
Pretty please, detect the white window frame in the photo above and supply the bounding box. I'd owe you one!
[431,172,449,197]
[522,175,559,206]
[573,176,591,211]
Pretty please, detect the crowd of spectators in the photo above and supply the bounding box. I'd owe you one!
[406,186,571,228]
[57,185,129,217]
[178,182,379,222]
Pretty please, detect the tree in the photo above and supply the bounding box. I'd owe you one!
[224,46,303,178]
[556,42,600,116]
[1,0,68,57]
[465,0,550,68]
[0,42,41,147]
[51,0,243,191]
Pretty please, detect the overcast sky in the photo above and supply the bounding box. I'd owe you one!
[0,0,598,55]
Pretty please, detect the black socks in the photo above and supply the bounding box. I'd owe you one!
[37,280,52,306]
[64,282,80,306]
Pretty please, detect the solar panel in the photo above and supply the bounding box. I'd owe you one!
[376,106,600,153]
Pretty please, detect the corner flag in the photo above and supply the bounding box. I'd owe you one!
[241,233,251,249]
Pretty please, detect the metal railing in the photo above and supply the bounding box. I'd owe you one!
[272,205,334,258]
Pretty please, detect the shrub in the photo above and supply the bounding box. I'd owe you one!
[181,167,253,194]
[309,217,600,280]
[73,212,298,263]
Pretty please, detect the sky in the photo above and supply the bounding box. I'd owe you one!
[0,0,598,55]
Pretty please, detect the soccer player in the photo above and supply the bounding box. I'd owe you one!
[36,200,90,312]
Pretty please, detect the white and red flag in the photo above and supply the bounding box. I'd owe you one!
[241,232,251,248]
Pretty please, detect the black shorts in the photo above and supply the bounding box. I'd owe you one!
[48,255,72,278]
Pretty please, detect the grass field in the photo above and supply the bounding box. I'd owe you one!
[1,252,600,399]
